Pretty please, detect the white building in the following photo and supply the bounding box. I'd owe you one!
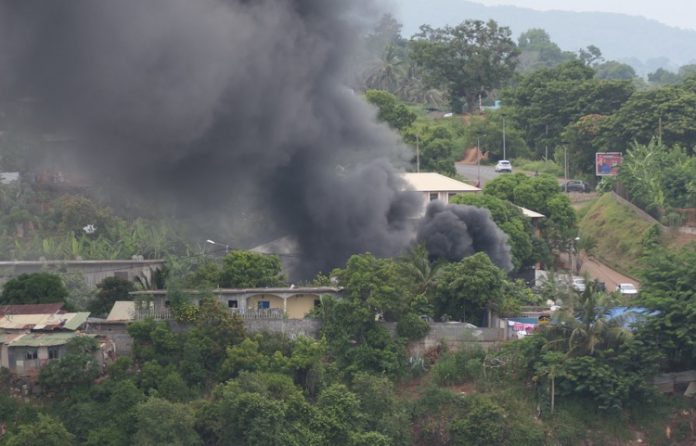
[401,172,481,214]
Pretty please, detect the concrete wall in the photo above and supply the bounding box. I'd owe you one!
[286,294,318,320]
[85,322,133,356]
[87,319,505,359]
[243,319,322,338]
[0,260,165,288]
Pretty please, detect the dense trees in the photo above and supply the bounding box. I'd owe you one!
[636,245,696,370]
[411,20,519,113]
[484,173,577,249]
[219,250,285,288]
[503,60,634,159]
[89,276,134,317]
[432,252,508,324]
[364,90,416,131]
[0,272,69,306]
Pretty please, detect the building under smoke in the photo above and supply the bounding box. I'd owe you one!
[417,201,513,272]
[0,1,510,277]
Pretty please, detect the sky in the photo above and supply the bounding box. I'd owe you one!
[472,0,696,31]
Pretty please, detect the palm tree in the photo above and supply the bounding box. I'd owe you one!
[543,277,631,356]
[398,244,443,297]
[363,44,406,94]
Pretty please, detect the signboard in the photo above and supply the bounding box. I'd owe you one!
[595,152,622,176]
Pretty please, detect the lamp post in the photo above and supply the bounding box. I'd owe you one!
[206,239,229,254]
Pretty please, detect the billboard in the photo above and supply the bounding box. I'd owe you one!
[595,152,622,176]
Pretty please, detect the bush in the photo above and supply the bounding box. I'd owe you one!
[396,313,430,341]
[450,395,507,446]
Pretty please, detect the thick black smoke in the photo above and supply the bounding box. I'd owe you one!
[417,201,513,272]
[0,0,421,276]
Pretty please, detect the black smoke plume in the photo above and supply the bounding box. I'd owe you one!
[0,0,422,277]
[417,201,513,272]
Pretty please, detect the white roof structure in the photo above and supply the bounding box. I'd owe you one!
[106,301,136,322]
[519,207,545,219]
[401,172,481,193]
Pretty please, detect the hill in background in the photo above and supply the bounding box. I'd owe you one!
[391,0,696,76]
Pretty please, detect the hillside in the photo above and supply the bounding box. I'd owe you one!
[578,192,691,277]
[392,0,696,74]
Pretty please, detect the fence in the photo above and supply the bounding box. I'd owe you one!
[133,307,286,321]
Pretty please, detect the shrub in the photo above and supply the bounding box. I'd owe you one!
[396,313,430,340]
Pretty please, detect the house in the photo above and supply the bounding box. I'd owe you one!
[0,258,166,289]
[0,304,95,377]
[401,172,481,214]
[128,286,343,321]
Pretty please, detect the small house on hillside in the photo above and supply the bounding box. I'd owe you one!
[401,172,481,214]
[0,304,98,377]
[127,286,343,321]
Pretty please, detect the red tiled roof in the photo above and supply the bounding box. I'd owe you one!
[0,303,65,317]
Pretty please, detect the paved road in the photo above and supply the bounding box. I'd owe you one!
[455,162,500,186]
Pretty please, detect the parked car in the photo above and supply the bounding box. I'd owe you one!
[615,283,639,296]
[561,180,591,193]
[495,160,512,173]
[572,277,586,292]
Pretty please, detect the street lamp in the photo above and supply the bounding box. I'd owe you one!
[206,239,229,254]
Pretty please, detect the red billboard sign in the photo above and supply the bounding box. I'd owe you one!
[595,152,622,176]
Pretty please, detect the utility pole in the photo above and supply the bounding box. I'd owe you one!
[564,146,568,185]
[502,116,507,160]
[476,135,481,188]
[416,133,420,172]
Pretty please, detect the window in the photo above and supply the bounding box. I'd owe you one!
[429,192,438,201]
[164,300,171,308]
[48,347,60,360]
[257,300,270,310]
[228,299,238,308]
[25,349,38,360]
[314,299,321,308]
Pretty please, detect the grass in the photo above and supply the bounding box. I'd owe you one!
[578,193,658,277]
[513,158,564,176]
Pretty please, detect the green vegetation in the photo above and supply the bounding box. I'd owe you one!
[1,12,696,446]
[578,193,662,276]
[0,272,69,307]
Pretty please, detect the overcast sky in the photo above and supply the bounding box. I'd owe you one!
[472,0,696,31]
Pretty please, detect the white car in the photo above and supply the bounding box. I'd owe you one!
[572,277,586,292]
[495,160,512,173]
[616,283,639,296]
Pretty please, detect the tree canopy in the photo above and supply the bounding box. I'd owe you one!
[503,60,634,158]
[219,250,285,288]
[411,20,519,113]
[1,272,69,307]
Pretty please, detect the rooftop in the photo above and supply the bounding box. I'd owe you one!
[0,311,90,331]
[401,172,481,193]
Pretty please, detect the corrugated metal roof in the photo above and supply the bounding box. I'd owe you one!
[0,303,65,316]
[106,301,136,321]
[62,312,90,330]
[8,332,79,347]
[401,172,481,193]
[0,312,90,331]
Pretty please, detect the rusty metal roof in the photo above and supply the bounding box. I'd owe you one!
[7,332,81,348]
[0,303,65,317]
[0,312,90,331]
